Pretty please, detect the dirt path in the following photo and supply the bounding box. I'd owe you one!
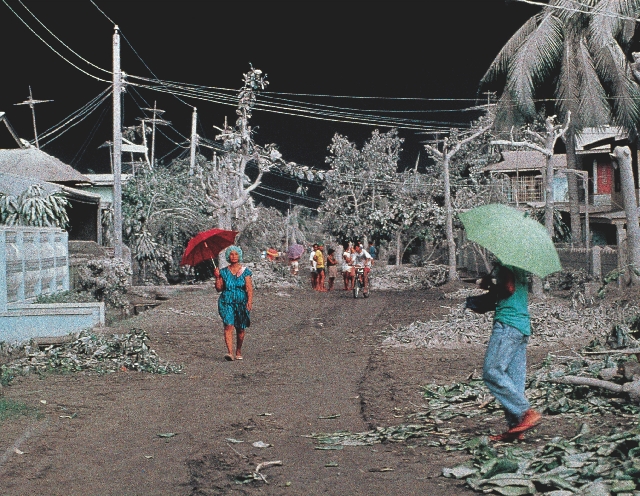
[1,283,500,495]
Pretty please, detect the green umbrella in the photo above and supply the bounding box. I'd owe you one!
[458,203,562,278]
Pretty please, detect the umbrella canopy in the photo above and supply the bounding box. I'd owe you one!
[458,204,562,278]
[179,229,238,267]
[287,243,305,260]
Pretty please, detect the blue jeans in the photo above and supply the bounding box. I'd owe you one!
[483,321,530,427]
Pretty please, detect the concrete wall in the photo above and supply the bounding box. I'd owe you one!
[0,227,104,343]
[1,227,69,310]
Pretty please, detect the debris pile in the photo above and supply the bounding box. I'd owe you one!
[381,297,640,349]
[306,334,640,453]
[246,262,303,289]
[370,264,448,291]
[444,426,640,495]
[1,329,182,385]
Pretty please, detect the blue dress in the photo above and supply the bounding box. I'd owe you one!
[218,266,252,329]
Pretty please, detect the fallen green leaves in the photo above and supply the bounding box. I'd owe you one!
[157,432,177,438]
[444,426,640,494]
[0,329,182,385]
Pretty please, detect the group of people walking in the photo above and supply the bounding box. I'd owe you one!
[210,241,540,444]
[308,241,374,293]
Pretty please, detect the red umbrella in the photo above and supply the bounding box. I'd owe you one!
[179,229,238,267]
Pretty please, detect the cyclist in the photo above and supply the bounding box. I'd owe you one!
[350,243,373,295]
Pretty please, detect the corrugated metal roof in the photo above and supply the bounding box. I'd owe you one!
[482,151,567,173]
[575,126,627,153]
[0,148,91,184]
[0,171,100,203]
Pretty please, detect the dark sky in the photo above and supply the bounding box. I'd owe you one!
[0,0,540,208]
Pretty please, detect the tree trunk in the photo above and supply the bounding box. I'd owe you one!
[395,229,402,266]
[544,152,554,237]
[612,146,640,284]
[443,154,457,280]
[565,129,583,245]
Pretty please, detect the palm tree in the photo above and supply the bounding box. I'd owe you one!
[481,0,640,244]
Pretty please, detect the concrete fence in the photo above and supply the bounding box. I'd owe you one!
[0,227,69,311]
[0,227,104,343]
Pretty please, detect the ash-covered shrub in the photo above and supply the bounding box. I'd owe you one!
[77,258,132,308]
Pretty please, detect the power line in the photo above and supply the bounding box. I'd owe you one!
[38,87,112,147]
[89,0,115,25]
[16,0,111,74]
[514,0,640,23]
[2,0,111,83]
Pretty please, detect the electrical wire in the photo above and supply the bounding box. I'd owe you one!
[514,0,640,22]
[127,78,474,129]
[127,80,465,132]
[126,86,190,148]
[252,189,318,210]
[2,0,111,83]
[38,88,113,148]
[16,0,111,74]
[70,104,108,166]
[89,0,115,25]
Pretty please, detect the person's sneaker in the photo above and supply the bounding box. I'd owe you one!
[489,431,525,442]
[507,409,542,434]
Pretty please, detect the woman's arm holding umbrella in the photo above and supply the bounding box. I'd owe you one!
[245,275,253,311]
[214,267,224,293]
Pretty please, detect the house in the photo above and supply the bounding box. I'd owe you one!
[482,126,636,247]
[482,151,568,205]
[78,173,133,208]
[0,148,102,243]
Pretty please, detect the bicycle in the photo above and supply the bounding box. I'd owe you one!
[353,267,370,298]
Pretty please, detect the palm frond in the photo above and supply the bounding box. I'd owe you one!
[480,15,539,87]
[506,13,564,119]
[493,92,528,131]
[588,17,640,133]
[556,30,581,117]
[560,34,611,127]
[590,0,640,46]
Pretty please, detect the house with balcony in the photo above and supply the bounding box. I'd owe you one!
[482,126,636,247]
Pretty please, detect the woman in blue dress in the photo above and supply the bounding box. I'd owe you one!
[213,245,253,361]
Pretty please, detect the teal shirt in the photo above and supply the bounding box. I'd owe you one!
[494,265,531,336]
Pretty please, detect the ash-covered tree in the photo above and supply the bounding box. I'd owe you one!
[320,129,403,243]
[481,0,640,244]
[122,157,211,283]
[197,66,325,236]
[424,111,495,280]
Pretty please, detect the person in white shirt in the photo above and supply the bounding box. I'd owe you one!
[342,245,354,290]
[350,243,373,294]
[309,243,318,289]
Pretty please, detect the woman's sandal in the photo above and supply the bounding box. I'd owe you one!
[224,354,234,361]
[235,355,243,360]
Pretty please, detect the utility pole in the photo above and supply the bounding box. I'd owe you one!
[189,106,198,175]
[142,102,170,169]
[112,25,123,259]
[286,196,292,251]
[14,86,52,149]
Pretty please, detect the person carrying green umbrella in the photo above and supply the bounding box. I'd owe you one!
[460,204,561,442]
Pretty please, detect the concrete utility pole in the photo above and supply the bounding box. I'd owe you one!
[113,25,123,259]
[189,106,198,175]
[14,86,52,149]
[142,102,170,169]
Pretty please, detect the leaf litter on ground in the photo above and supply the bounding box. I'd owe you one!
[381,293,640,349]
[310,308,640,494]
[0,329,182,385]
